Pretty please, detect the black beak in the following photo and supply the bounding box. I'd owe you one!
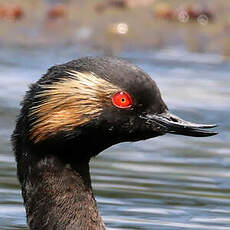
[141,111,218,137]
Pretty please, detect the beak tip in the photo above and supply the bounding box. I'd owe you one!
[146,112,219,138]
[208,124,218,128]
[209,131,219,136]
[203,132,218,137]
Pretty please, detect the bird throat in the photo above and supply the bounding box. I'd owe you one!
[20,153,106,230]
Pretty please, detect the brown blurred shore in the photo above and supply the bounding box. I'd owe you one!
[1,0,230,58]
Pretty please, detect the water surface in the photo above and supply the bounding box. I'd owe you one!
[0,46,229,230]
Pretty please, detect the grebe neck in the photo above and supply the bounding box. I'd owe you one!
[19,153,105,230]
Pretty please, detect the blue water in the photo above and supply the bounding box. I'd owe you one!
[0,45,229,229]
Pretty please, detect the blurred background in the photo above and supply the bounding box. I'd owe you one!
[0,0,230,229]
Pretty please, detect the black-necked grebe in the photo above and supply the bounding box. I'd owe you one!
[12,57,217,230]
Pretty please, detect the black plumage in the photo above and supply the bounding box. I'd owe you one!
[12,57,217,230]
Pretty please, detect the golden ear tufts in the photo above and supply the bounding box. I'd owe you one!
[29,70,120,143]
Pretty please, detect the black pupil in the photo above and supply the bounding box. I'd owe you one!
[121,98,126,103]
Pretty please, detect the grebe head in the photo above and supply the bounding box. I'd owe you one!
[13,57,217,161]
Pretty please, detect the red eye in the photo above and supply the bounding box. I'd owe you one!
[112,91,133,109]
